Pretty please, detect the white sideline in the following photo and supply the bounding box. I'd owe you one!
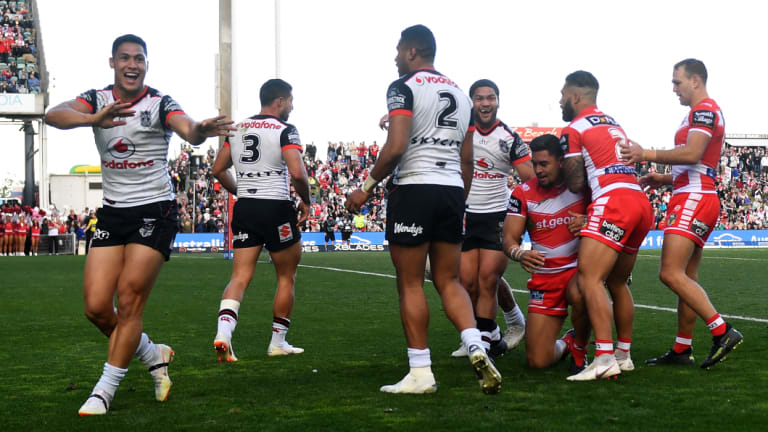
[297,264,768,324]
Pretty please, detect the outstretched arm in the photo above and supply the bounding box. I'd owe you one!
[168,114,236,146]
[45,99,135,130]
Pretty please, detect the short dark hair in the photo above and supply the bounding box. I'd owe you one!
[260,79,292,106]
[400,25,436,62]
[565,70,599,91]
[469,79,499,98]
[674,58,708,84]
[112,34,147,57]
[529,134,563,158]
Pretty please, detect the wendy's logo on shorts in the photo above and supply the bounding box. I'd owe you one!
[107,137,136,159]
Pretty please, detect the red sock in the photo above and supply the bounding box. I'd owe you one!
[706,314,727,337]
[673,333,693,353]
[572,343,587,366]
[595,339,613,357]
[616,337,631,353]
[561,331,575,354]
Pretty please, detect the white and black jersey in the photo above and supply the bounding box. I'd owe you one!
[225,114,302,200]
[76,85,184,207]
[466,121,530,213]
[386,69,473,187]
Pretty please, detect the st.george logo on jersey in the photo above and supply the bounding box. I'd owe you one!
[278,223,293,243]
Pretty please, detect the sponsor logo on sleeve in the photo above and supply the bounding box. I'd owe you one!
[387,86,408,111]
[507,196,522,214]
[692,110,715,130]
[287,129,301,146]
[559,134,569,154]
[599,219,626,242]
[586,115,619,127]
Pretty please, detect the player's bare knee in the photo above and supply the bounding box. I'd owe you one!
[659,267,685,290]
[527,351,551,369]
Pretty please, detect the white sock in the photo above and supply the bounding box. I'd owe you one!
[92,362,128,401]
[407,347,431,368]
[553,339,567,363]
[134,332,157,366]
[459,328,483,350]
[504,305,525,327]
[217,299,240,340]
[270,317,290,346]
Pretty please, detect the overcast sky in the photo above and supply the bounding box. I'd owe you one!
[2,0,767,187]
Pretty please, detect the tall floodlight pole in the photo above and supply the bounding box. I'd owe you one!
[275,0,281,78]
[219,0,232,140]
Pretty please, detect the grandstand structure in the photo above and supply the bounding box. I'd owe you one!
[0,0,46,207]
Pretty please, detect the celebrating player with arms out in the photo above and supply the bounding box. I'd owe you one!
[559,71,653,381]
[346,25,501,395]
[620,59,743,368]
[503,134,590,373]
[211,78,311,362]
[45,34,234,416]
[450,79,532,358]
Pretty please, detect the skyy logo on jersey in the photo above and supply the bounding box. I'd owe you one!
[107,137,136,159]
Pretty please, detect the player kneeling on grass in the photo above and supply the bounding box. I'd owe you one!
[502,135,591,373]
[211,78,311,362]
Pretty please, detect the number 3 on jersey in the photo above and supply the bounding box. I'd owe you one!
[240,134,261,163]
[436,91,458,129]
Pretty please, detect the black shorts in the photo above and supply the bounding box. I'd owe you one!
[92,200,179,261]
[231,198,300,252]
[342,230,352,241]
[324,231,335,242]
[386,184,464,246]
[462,211,505,252]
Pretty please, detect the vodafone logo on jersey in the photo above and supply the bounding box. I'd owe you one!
[413,75,458,88]
[107,137,136,159]
[103,159,155,169]
[240,120,282,130]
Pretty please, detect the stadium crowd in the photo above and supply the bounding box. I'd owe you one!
[2,142,767,256]
[0,1,40,94]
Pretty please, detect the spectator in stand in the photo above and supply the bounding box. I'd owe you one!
[369,141,380,162]
[357,141,367,166]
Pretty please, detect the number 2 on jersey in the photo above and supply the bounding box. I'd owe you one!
[436,91,458,129]
[240,134,261,163]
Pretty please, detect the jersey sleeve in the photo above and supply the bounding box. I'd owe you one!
[689,107,716,136]
[159,95,185,129]
[75,89,98,114]
[509,132,531,165]
[280,125,303,151]
[561,126,582,158]
[507,185,527,217]
[387,79,414,117]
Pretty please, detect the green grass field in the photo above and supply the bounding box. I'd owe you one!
[1,249,767,431]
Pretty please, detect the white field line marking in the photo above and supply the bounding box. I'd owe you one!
[637,254,766,262]
[297,264,768,324]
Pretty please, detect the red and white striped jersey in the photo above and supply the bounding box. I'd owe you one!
[562,106,641,199]
[467,120,530,213]
[506,179,586,273]
[224,115,302,201]
[672,98,724,195]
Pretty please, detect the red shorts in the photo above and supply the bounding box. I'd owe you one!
[526,268,577,316]
[581,189,653,254]
[664,192,719,247]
